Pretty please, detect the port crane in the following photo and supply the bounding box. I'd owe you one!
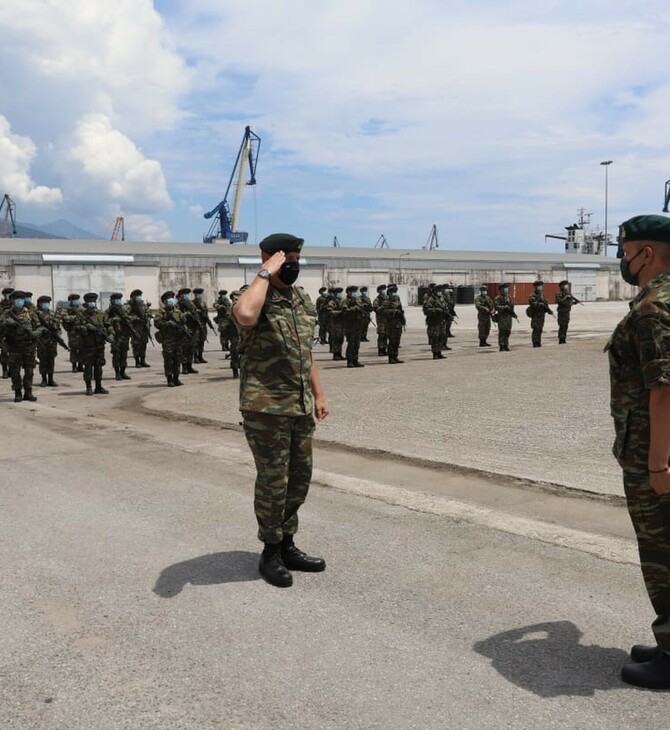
[110,216,125,240]
[663,179,670,213]
[203,126,261,243]
[1,194,17,238]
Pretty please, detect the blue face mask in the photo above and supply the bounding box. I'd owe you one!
[25,298,32,304]
[40,302,50,310]
[14,299,25,308]
[111,299,122,306]
[502,288,509,295]
[535,286,543,293]
[166,298,176,306]
[278,260,300,286]
[182,294,190,302]
[86,301,97,309]
[71,300,80,308]
[136,296,144,302]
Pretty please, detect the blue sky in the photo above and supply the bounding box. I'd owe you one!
[1,0,669,250]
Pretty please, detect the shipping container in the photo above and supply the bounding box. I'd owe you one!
[482,282,561,304]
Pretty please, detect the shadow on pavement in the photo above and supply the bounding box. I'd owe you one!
[473,621,628,696]
[153,550,260,598]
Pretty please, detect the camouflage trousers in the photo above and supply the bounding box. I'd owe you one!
[557,312,570,342]
[36,340,57,375]
[131,331,149,361]
[111,335,130,371]
[387,324,403,359]
[330,324,344,356]
[345,328,361,363]
[497,318,512,349]
[477,314,491,342]
[623,469,670,651]
[242,411,315,544]
[318,315,329,345]
[66,331,82,366]
[376,319,388,352]
[530,314,545,346]
[426,323,442,353]
[161,339,183,379]
[7,346,36,392]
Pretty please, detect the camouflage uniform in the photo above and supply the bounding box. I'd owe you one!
[423,288,445,359]
[372,288,389,356]
[556,283,580,344]
[106,297,134,380]
[75,296,113,395]
[380,288,405,364]
[176,290,201,374]
[60,297,83,372]
[127,292,153,367]
[0,291,13,379]
[315,289,329,345]
[607,270,670,653]
[475,289,495,346]
[35,299,63,387]
[0,295,42,402]
[235,285,317,545]
[527,287,552,347]
[443,287,456,339]
[154,293,188,386]
[192,290,214,363]
[359,288,373,342]
[214,292,232,352]
[493,289,515,351]
[326,290,345,360]
[341,287,365,367]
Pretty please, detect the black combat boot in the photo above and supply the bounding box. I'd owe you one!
[40,374,48,387]
[134,357,141,368]
[622,652,670,689]
[13,389,22,402]
[182,364,188,374]
[47,373,57,387]
[141,357,150,367]
[483,341,491,347]
[94,381,109,395]
[353,361,365,367]
[77,363,84,372]
[71,363,77,372]
[115,368,122,381]
[479,339,486,347]
[281,535,326,572]
[259,543,293,587]
[85,381,93,396]
[2,364,8,379]
[232,368,239,378]
[559,338,566,344]
[23,389,37,402]
[173,376,183,386]
[378,348,384,356]
[630,645,665,663]
[167,374,174,387]
[436,352,445,359]
[120,368,131,380]
[186,365,198,374]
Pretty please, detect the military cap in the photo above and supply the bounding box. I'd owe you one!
[619,214,670,244]
[37,295,51,303]
[177,288,191,296]
[83,292,98,301]
[318,287,327,294]
[376,285,387,292]
[161,290,175,302]
[67,293,80,301]
[130,289,142,298]
[333,286,343,294]
[498,283,509,290]
[346,285,358,293]
[24,291,33,298]
[387,284,398,293]
[193,287,204,294]
[558,279,569,287]
[360,286,368,292]
[110,292,123,300]
[2,287,14,296]
[428,283,436,289]
[10,290,26,300]
[533,280,543,287]
[258,233,304,254]
[218,289,228,296]
[479,284,488,290]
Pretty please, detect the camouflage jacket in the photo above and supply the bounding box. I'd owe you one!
[372,294,388,322]
[60,305,81,332]
[235,286,316,416]
[606,270,670,471]
[177,300,202,333]
[340,297,365,329]
[493,294,515,322]
[106,303,135,338]
[154,306,188,344]
[528,292,550,315]
[475,294,495,317]
[422,294,443,324]
[326,297,344,328]
[380,296,406,327]
[127,300,153,326]
[556,290,578,311]
[359,294,373,317]
[0,306,42,348]
[75,308,113,346]
[35,309,62,344]
[315,294,329,317]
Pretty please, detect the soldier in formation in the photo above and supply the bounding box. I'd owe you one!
[60,294,84,372]
[526,280,554,348]
[443,284,457,341]
[76,292,113,395]
[0,290,42,402]
[474,285,494,347]
[555,279,581,344]
[381,284,405,364]
[373,284,389,356]
[359,286,373,342]
[327,287,345,361]
[214,290,232,352]
[192,287,216,363]
[35,295,66,387]
[106,293,134,381]
[154,290,186,387]
[423,284,446,360]
[493,283,516,352]
[0,286,13,379]
[225,289,242,378]
[128,289,153,367]
[341,285,365,367]
[315,287,329,345]
[176,288,200,374]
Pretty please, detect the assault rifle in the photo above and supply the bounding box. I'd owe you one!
[85,321,114,344]
[37,314,70,351]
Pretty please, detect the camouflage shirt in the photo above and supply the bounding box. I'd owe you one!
[607,270,670,471]
[556,290,578,311]
[475,294,494,317]
[234,286,316,416]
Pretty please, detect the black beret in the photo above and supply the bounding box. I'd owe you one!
[177,288,191,296]
[259,233,304,254]
[559,280,569,286]
[161,290,175,301]
[360,286,368,291]
[346,285,358,293]
[499,283,509,290]
[67,293,80,301]
[218,290,228,296]
[479,284,488,289]
[318,287,327,293]
[2,287,14,296]
[533,280,543,286]
[619,214,670,244]
[110,292,123,299]
[83,292,98,301]
[10,290,26,300]
[376,285,387,292]
[24,291,33,297]
[387,285,398,293]
[37,295,51,303]
[130,289,143,297]
[333,287,343,294]
[193,287,204,294]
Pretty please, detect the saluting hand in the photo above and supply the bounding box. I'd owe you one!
[264,251,286,276]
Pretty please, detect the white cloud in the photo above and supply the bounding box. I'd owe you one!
[68,113,172,214]
[124,214,171,242]
[0,115,62,206]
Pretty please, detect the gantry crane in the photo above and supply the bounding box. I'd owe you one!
[110,215,125,241]
[203,126,261,243]
[1,194,17,238]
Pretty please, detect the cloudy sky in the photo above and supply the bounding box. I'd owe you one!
[0,0,669,250]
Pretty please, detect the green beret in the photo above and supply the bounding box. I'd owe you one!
[259,233,304,254]
[619,214,670,244]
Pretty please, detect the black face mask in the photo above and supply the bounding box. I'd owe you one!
[620,248,646,286]
[278,261,300,285]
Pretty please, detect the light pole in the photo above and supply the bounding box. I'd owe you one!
[398,252,410,284]
[600,160,613,256]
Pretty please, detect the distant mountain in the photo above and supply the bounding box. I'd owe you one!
[33,219,103,240]
[12,223,64,239]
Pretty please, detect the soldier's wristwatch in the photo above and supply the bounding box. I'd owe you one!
[257,268,271,280]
